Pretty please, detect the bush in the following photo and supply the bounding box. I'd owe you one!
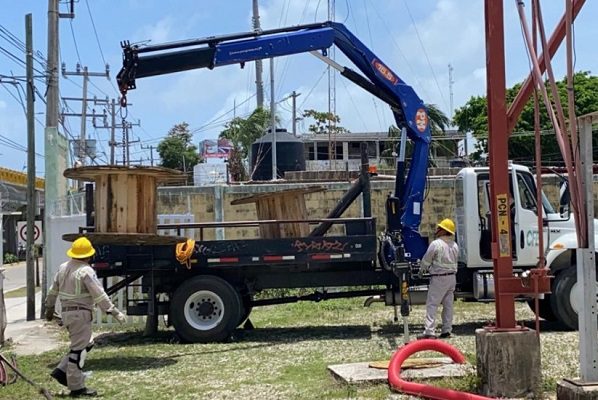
[3,253,18,264]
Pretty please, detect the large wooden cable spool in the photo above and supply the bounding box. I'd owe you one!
[231,187,325,239]
[63,165,186,245]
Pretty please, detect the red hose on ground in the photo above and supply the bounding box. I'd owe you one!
[387,339,493,400]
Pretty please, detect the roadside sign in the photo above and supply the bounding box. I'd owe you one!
[17,221,43,247]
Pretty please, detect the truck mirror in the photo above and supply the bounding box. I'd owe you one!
[558,180,570,218]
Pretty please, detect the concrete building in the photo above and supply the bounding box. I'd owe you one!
[300,130,463,171]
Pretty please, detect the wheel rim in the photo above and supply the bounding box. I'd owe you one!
[569,281,580,315]
[569,280,598,316]
[183,290,225,331]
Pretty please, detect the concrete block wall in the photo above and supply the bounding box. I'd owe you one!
[156,175,598,241]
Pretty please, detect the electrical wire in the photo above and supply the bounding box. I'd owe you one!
[68,19,82,65]
[298,66,328,109]
[365,0,431,101]
[400,0,449,112]
[84,0,107,66]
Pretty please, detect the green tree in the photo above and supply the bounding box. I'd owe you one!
[453,71,598,162]
[301,109,349,135]
[219,107,275,181]
[220,108,273,158]
[157,122,201,181]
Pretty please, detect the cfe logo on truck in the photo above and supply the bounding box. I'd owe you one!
[496,194,511,257]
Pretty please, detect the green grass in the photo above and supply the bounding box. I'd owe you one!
[0,298,578,399]
[3,286,41,298]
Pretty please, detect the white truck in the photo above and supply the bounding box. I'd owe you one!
[453,162,598,329]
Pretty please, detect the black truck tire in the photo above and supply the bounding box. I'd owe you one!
[550,267,579,330]
[171,275,242,343]
[527,295,558,322]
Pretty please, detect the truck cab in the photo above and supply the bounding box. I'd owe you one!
[454,162,598,329]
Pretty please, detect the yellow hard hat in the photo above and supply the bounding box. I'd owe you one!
[66,237,96,259]
[437,218,455,235]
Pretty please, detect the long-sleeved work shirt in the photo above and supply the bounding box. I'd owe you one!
[420,236,459,275]
[46,259,115,312]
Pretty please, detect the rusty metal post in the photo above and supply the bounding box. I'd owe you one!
[507,0,585,132]
[484,0,516,329]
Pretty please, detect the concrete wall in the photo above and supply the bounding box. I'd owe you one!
[156,175,598,241]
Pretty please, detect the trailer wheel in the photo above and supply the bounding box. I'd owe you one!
[171,276,241,343]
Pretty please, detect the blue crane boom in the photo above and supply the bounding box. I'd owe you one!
[117,21,431,260]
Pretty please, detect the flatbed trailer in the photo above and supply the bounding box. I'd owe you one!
[87,217,408,342]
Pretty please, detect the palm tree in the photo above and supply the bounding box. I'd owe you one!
[425,103,450,136]
[382,104,451,165]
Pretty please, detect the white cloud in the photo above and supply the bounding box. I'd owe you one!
[259,0,322,29]
[134,17,176,43]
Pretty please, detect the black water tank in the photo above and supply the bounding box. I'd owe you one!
[250,128,305,180]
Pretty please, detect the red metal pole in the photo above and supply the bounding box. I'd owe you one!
[507,0,585,133]
[485,0,516,329]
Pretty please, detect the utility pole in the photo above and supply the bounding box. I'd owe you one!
[291,91,301,136]
[270,58,277,180]
[327,0,336,167]
[25,14,36,321]
[110,99,116,164]
[448,64,455,121]
[121,120,141,165]
[252,0,265,108]
[43,0,74,319]
[280,91,301,136]
[62,64,109,166]
[90,97,137,165]
[141,144,155,166]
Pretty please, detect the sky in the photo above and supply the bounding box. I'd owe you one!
[1,0,597,175]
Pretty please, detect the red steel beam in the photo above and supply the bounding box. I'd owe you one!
[506,0,585,133]
[485,0,516,329]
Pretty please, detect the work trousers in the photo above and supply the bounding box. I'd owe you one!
[423,274,456,336]
[56,309,93,391]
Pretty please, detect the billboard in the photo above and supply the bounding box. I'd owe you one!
[200,139,232,159]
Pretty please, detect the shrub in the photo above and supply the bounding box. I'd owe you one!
[3,253,18,264]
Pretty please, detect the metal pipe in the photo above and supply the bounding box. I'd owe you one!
[507,0,586,132]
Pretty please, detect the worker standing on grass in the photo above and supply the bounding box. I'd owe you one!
[45,237,126,397]
[417,219,459,340]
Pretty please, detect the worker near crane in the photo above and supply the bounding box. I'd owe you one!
[417,218,459,340]
[45,237,126,397]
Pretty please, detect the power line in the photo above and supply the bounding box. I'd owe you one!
[400,0,449,112]
[68,20,82,64]
[365,0,432,101]
[84,0,107,65]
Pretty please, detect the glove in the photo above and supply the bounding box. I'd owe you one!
[45,306,55,321]
[108,306,126,324]
[114,311,126,324]
[417,269,425,279]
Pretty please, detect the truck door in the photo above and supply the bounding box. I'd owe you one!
[512,171,547,266]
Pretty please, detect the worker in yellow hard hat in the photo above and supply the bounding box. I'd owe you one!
[417,218,459,340]
[45,237,126,397]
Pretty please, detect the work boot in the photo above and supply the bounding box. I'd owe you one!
[416,334,437,340]
[70,387,97,397]
[50,368,67,386]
